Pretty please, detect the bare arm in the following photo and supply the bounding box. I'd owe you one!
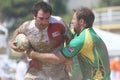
[10,21,31,52]
[26,50,73,74]
[10,28,23,52]
[28,50,68,65]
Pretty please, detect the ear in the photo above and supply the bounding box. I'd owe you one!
[33,15,36,19]
[79,18,84,25]
[34,16,36,19]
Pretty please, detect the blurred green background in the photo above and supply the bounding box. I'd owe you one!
[1,0,120,36]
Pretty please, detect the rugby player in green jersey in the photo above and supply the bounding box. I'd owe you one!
[28,7,111,80]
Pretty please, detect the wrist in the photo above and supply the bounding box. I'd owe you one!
[26,49,34,59]
[29,51,34,59]
[30,51,39,59]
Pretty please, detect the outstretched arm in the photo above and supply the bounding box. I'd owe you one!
[27,50,68,65]
[28,35,84,65]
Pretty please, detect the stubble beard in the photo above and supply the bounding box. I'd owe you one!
[35,22,47,31]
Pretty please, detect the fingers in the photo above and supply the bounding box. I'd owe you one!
[10,41,25,52]
[10,41,17,49]
[16,49,25,52]
[64,60,73,76]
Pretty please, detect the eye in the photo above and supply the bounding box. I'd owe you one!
[46,16,50,20]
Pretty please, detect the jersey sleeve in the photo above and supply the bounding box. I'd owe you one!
[61,34,85,58]
[11,21,31,41]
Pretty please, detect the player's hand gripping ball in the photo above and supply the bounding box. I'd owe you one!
[15,33,30,50]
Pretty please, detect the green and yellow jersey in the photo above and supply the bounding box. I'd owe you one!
[61,27,110,80]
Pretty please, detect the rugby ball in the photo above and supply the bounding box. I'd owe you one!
[15,33,29,50]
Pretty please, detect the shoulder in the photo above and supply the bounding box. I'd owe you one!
[49,23,65,33]
[18,20,32,30]
[21,20,32,27]
[49,15,65,26]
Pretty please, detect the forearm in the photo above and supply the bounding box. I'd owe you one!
[10,30,23,52]
[29,51,67,64]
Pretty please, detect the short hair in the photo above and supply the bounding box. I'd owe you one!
[32,1,52,17]
[75,7,95,27]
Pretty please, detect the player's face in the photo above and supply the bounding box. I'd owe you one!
[70,12,77,27]
[71,13,78,32]
[34,9,50,30]
[72,12,82,34]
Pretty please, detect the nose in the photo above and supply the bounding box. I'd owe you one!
[70,21,75,27]
[41,19,48,25]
